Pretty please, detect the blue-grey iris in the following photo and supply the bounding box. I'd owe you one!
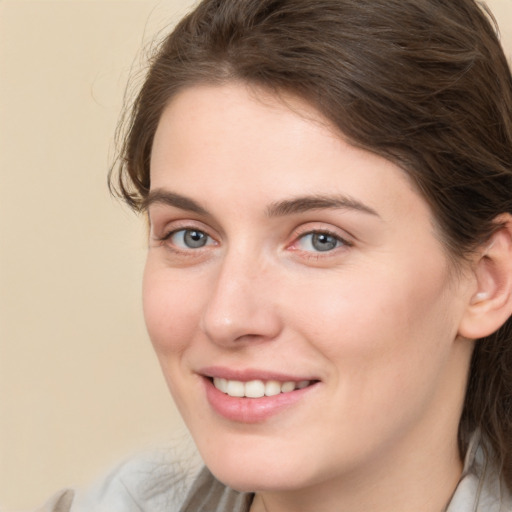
[312,233,338,251]
[184,230,208,248]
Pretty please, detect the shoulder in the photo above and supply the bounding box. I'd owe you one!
[37,442,203,512]
[447,432,512,512]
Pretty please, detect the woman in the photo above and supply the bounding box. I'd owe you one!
[42,0,512,510]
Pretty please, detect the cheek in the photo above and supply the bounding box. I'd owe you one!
[285,268,459,444]
[286,257,457,378]
[142,260,202,356]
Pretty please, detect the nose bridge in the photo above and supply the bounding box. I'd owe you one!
[200,243,281,345]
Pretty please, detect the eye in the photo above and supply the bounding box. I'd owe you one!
[168,228,214,249]
[296,231,346,252]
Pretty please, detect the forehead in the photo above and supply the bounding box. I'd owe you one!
[151,83,336,174]
[150,82,427,222]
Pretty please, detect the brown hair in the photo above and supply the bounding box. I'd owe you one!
[111,0,512,486]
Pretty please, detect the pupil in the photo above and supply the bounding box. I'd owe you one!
[312,233,337,251]
[184,230,207,248]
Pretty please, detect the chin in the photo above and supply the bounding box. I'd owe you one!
[207,460,308,493]
[194,434,328,493]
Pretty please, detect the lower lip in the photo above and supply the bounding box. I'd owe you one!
[203,378,318,423]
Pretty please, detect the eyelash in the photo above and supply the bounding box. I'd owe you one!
[156,227,215,250]
[290,228,352,256]
[155,226,352,257]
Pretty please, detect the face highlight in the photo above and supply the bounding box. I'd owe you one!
[143,83,474,497]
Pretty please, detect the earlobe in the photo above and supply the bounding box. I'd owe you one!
[458,214,512,340]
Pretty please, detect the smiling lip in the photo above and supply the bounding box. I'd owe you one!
[200,366,320,423]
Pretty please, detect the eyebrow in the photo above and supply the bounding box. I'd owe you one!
[143,189,379,218]
[266,194,379,217]
[142,189,209,215]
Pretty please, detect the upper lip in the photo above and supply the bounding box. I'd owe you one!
[199,366,319,382]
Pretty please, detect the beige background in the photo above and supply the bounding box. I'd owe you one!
[1,1,511,510]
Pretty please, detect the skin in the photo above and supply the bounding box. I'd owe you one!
[144,82,476,512]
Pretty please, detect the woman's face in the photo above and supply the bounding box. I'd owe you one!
[144,83,474,492]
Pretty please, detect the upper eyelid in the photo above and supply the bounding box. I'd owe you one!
[297,227,348,238]
[162,226,216,244]
[292,231,351,251]
[152,218,215,235]
[148,210,225,239]
[291,223,354,243]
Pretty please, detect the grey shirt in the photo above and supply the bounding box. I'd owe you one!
[38,433,512,512]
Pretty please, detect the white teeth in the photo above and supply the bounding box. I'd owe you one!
[213,377,228,393]
[265,380,282,396]
[281,381,296,393]
[213,378,312,397]
[226,380,245,397]
[245,380,265,398]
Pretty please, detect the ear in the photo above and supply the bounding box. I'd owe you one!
[458,214,512,340]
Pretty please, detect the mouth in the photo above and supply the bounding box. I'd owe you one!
[211,377,314,398]
[201,370,320,422]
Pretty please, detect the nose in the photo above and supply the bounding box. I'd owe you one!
[200,251,283,347]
